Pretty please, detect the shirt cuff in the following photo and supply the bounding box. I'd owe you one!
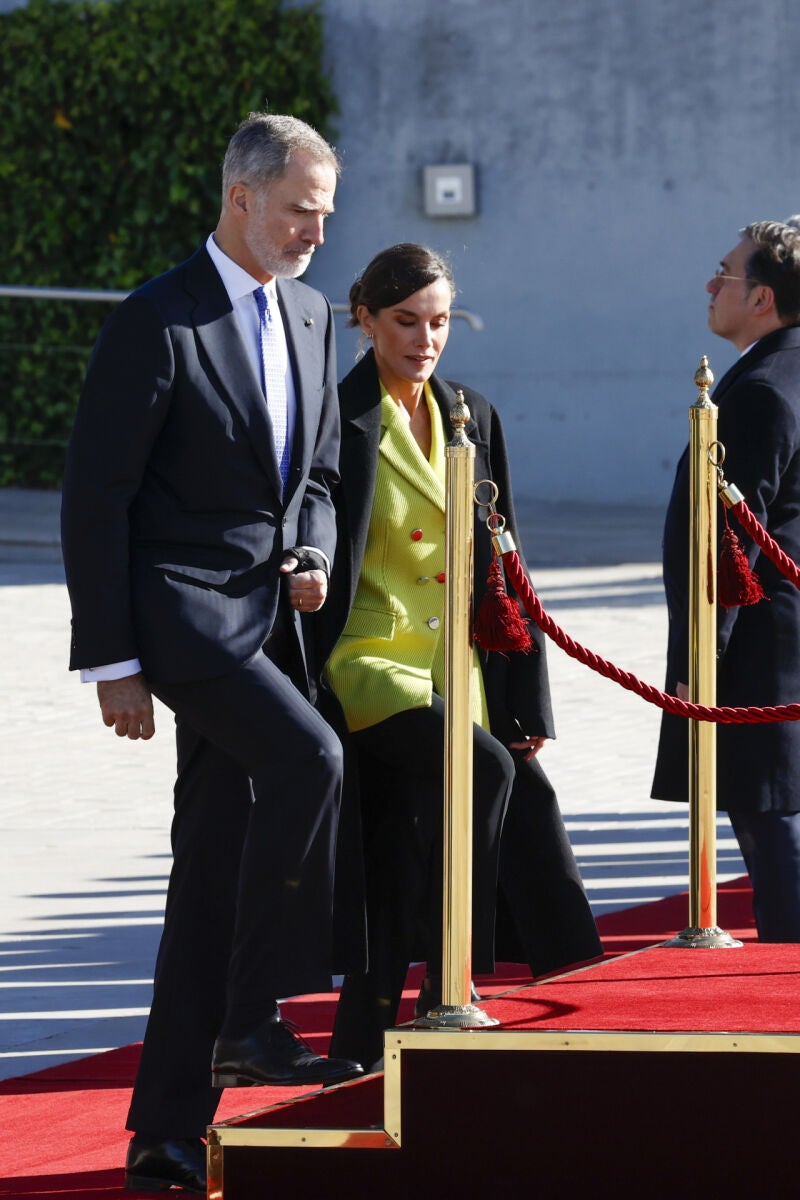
[288,545,331,577]
[80,659,142,683]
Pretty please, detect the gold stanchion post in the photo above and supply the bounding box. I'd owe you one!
[666,357,741,950]
[416,391,498,1027]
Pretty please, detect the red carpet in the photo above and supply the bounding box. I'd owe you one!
[0,879,756,1198]
[486,941,800,1031]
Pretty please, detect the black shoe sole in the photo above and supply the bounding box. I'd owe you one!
[212,1071,263,1087]
[212,1067,364,1088]
[125,1171,206,1194]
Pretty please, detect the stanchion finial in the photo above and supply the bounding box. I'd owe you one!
[449,389,471,446]
[694,355,715,407]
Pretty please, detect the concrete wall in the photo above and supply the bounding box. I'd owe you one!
[297,0,800,504]
[5,0,800,503]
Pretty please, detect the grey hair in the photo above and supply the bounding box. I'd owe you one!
[221,112,340,206]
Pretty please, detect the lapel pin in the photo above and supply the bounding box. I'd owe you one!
[304,317,313,327]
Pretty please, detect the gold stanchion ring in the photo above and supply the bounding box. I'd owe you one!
[474,479,499,507]
[708,440,726,468]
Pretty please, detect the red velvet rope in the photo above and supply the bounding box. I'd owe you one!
[730,499,800,591]
[501,550,800,726]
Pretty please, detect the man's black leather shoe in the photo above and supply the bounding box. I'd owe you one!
[124,1135,206,1194]
[211,1014,364,1088]
[414,976,482,1018]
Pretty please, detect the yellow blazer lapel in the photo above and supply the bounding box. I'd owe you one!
[378,395,446,512]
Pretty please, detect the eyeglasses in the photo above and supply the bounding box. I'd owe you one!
[711,268,759,285]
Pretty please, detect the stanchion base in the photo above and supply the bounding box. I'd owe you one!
[664,925,743,949]
[413,1003,500,1029]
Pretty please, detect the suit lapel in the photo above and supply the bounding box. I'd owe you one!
[186,249,284,495]
[277,280,325,502]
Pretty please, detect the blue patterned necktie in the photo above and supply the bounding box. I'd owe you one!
[253,287,290,487]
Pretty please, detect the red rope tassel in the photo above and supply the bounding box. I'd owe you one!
[473,553,533,654]
[719,510,767,608]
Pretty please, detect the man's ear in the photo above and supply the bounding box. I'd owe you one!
[228,183,249,216]
[752,283,776,315]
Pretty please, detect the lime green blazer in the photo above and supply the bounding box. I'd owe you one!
[313,349,555,747]
[325,388,488,731]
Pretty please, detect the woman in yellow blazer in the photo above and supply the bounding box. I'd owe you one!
[313,244,600,1070]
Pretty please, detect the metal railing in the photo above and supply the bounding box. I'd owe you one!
[0,285,484,331]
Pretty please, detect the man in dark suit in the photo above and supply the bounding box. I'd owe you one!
[653,220,800,945]
[61,113,362,1195]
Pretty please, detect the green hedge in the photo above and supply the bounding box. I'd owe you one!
[0,0,336,487]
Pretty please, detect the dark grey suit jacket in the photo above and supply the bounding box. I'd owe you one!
[652,325,800,811]
[61,245,339,685]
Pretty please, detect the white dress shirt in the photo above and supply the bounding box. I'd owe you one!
[205,233,297,457]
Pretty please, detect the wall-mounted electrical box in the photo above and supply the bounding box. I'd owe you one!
[423,164,476,217]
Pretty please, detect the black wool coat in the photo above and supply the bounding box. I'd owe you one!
[652,326,800,812]
[316,352,604,977]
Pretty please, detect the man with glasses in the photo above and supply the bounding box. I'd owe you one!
[653,220,800,943]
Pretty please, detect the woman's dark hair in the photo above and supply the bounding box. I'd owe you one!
[348,243,455,326]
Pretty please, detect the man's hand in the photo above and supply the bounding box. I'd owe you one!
[676,681,689,701]
[509,735,548,761]
[280,555,328,613]
[97,673,155,740]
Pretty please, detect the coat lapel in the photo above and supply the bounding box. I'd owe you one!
[713,326,800,402]
[713,347,763,403]
[429,375,491,484]
[429,378,495,586]
[336,353,383,620]
[186,248,284,496]
[672,327,800,484]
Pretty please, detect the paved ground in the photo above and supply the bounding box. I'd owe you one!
[0,488,745,1080]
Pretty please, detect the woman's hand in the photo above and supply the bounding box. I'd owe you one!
[509,735,547,761]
